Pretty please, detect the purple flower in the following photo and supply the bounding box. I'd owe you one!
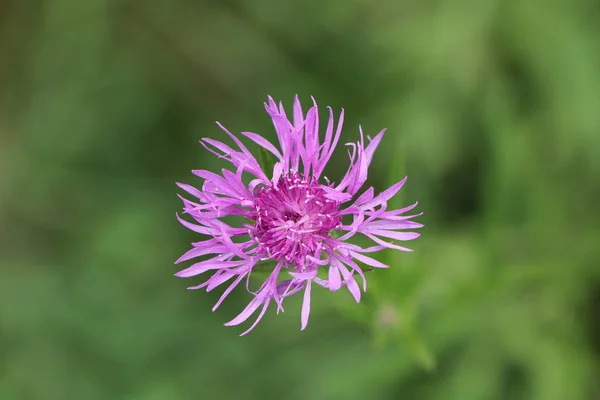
[176,96,422,335]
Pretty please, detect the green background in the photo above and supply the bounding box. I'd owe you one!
[1,1,599,399]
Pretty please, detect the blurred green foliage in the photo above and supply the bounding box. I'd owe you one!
[1,0,600,399]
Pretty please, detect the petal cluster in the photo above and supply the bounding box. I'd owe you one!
[176,96,422,335]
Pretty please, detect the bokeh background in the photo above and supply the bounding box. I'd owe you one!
[1,1,600,399]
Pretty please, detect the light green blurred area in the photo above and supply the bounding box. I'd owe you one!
[1,0,599,399]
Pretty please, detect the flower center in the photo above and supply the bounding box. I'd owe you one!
[250,172,342,266]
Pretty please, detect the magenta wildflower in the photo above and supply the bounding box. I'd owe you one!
[175,96,422,335]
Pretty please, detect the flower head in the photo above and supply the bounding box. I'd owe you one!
[175,96,422,335]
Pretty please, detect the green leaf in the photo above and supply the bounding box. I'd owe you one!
[402,326,436,372]
[259,147,276,176]
[398,304,436,371]
[329,230,343,239]
[249,258,279,279]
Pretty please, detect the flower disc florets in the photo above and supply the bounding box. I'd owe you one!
[251,172,342,266]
